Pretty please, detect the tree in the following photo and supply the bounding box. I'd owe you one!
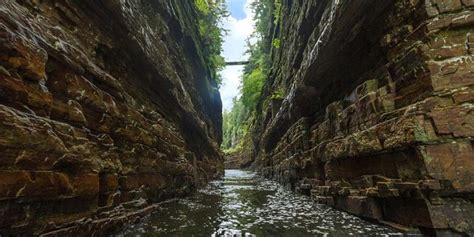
[194,0,228,85]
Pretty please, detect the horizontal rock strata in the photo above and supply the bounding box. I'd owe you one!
[0,0,223,235]
[253,0,474,235]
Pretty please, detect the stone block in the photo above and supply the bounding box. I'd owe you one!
[335,196,383,220]
[324,101,344,121]
[0,74,53,116]
[0,27,47,82]
[428,46,467,60]
[338,187,351,196]
[377,181,394,190]
[351,175,375,189]
[453,88,474,103]
[425,5,441,17]
[432,0,463,13]
[326,196,335,206]
[463,0,474,6]
[318,186,331,196]
[419,179,443,190]
[451,12,474,28]
[429,105,474,137]
[381,198,433,227]
[364,187,380,197]
[99,174,119,194]
[376,182,400,198]
[118,175,163,191]
[394,182,420,197]
[421,142,474,192]
[355,80,379,99]
[427,11,474,32]
[72,174,99,198]
[0,171,74,199]
[430,61,474,91]
[355,92,379,121]
[376,87,395,113]
[427,197,474,233]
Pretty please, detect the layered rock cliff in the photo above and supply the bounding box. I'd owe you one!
[0,0,223,235]
[251,0,474,235]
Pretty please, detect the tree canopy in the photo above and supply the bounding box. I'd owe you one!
[194,0,228,85]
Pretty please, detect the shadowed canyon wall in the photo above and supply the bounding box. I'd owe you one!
[250,0,474,235]
[0,0,223,235]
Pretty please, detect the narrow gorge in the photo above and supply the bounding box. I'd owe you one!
[0,0,473,236]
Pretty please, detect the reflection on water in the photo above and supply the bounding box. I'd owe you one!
[115,170,402,237]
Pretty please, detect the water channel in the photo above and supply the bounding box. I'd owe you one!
[115,170,403,237]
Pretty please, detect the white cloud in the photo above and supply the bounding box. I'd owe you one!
[219,0,256,112]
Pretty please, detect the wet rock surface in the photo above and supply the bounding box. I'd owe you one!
[116,170,402,237]
[0,0,222,235]
[247,0,474,235]
[224,152,253,170]
[1,0,473,235]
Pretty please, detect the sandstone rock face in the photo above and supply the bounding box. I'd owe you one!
[252,0,474,235]
[0,0,223,235]
[224,150,253,169]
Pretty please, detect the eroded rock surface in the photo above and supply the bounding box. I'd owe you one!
[0,0,223,235]
[251,0,474,235]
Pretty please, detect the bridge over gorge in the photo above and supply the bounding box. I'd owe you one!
[225,61,249,66]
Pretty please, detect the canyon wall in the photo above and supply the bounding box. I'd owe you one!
[0,0,223,235]
[252,0,474,235]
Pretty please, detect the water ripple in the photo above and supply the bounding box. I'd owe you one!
[115,170,402,237]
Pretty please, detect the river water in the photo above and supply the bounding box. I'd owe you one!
[115,170,402,237]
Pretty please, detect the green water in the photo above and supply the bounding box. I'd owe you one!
[114,170,402,237]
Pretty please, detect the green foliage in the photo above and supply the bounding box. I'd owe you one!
[222,144,243,155]
[271,87,285,99]
[222,98,249,150]
[222,0,282,152]
[272,38,281,49]
[241,67,265,110]
[262,87,285,110]
[251,0,274,39]
[194,0,228,86]
[273,0,282,24]
[195,0,210,14]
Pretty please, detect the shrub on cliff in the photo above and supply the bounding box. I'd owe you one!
[194,0,228,85]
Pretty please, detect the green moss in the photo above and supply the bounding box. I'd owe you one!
[419,146,432,164]
[273,0,282,24]
[194,0,210,14]
[271,87,285,99]
[272,38,281,49]
[365,80,378,93]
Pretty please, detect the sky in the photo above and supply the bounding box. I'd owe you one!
[219,0,255,112]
